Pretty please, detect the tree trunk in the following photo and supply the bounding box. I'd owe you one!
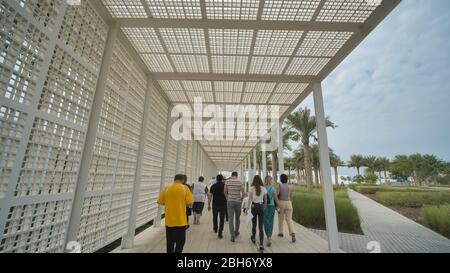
[314,167,320,185]
[303,143,313,191]
[271,151,278,180]
[297,169,301,184]
[288,167,291,183]
[334,167,339,185]
[357,167,361,176]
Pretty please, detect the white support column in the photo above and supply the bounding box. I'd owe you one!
[278,122,285,177]
[122,77,154,249]
[175,140,181,173]
[65,25,118,249]
[313,82,340,252]
[200,149,204,176]
[262,147,267,178]
[184,141,189,175]
[247,155,252,190]
[242,160,246,185]
[253,149,257,178]
[195,143,200,179]
[192,142,197,181]
[155,106,174,228]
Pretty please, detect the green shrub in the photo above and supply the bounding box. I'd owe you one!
[364,173,378,184]
[423,205,450,238]
[292,189,362,234]
[375,191,450,208]
[353,175,365,184]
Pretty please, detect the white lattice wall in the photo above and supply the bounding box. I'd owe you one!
[136,85,169,228]
[0,0,106,253]
[77,35,147,252]
[0,0,217,253]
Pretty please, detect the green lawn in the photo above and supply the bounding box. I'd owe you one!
[292,186,362,234]
[375,191,450,208]
[349,184,437,195]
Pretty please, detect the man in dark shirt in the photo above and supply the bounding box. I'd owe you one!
[208,174,227,239]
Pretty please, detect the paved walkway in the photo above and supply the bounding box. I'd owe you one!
[312,190,450,253]
[113,211,332,253]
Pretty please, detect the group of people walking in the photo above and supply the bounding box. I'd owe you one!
[157,172,295,253]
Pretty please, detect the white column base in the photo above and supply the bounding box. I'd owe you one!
[121,234,135,249]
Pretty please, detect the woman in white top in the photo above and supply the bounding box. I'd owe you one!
[246,175,267,251]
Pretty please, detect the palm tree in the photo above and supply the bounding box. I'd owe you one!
[269,126,293,179]
[410,154,443,186]
[330,152,345,185]
[286,108,336,191]
[348,155,366,176]
[374,157,390,183]
[293,148,306,184]
[377,157,391,182]
[284,157,295,183]
[310,144,321,185]
[364,156,378,174]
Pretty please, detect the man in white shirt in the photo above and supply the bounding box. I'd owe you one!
[192,177,209,225]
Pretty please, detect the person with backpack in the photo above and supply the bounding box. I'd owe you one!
[263,176,278,247]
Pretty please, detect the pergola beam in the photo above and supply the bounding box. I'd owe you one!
[152,72,315,83]
[171,101,293,106]
[117,18,363,32]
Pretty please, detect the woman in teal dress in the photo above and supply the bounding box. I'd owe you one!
[263,176,278,247]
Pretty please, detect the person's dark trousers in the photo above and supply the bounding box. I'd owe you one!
[251,203,265,245]
[212,205,226,233]
[166,226,186,253]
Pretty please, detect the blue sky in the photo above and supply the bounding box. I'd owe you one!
[294,0,450,172]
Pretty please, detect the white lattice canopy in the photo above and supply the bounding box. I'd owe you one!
[96,0,399,170]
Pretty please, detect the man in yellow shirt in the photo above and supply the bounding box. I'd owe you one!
[157,174,194,253]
